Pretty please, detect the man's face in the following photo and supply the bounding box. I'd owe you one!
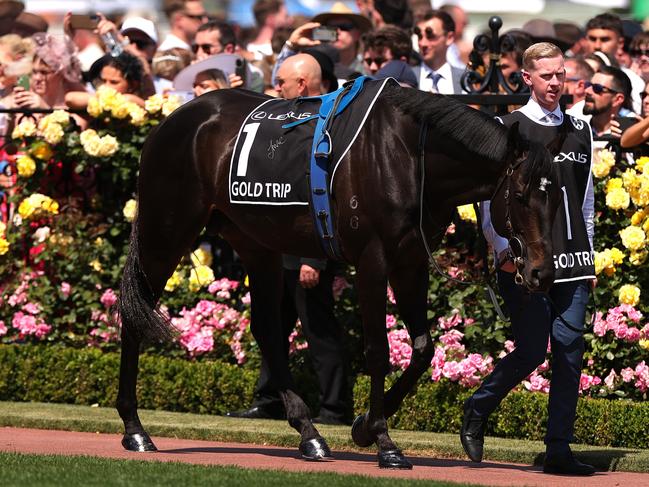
[583,72,621,116]
[178,1,208,38]
[363,47,392,75]
[632,43,649,82]
[327,18,360,52]
[416,18,453,66]
[563,61,579,95]
[194,29,223,61]
[123,31,157,63]
[586,28,623,57]
[270,5,291,29]
[522,55,565,111]
[274,63,302,98]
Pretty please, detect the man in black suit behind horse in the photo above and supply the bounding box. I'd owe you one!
[228,52,349,424]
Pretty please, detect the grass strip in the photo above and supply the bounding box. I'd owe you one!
[1,401,648,473]
[0,452,479,487]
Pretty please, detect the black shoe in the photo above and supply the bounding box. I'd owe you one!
[543,451,596,476]
[226,405,285,420]
[460,398,487,463]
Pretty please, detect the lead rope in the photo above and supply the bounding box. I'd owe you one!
[417,123,509,321]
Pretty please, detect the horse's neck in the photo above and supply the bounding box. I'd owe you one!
[425,146,504,206]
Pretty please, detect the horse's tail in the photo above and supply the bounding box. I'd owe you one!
[118,220,176,343]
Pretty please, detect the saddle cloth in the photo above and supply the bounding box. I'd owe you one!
[228,78,393,205]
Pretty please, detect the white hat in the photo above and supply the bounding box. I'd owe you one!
[173,54,251,90]
[120,17,158,44]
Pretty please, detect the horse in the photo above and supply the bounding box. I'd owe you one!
[117,82,562,469]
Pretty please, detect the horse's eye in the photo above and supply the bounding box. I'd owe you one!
[514,191,525,202]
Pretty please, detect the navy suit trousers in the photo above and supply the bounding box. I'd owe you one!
[471,271,589,451]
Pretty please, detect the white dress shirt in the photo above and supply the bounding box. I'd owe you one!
[418,62,454,94]
[482,97,595,258]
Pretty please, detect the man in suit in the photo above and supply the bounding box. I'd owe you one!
[460,42,596,476]
[411,9,464,94]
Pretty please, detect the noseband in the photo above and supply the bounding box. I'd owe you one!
[494,160,529,286]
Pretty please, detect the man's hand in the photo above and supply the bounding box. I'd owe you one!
[228,73,244,88]
[287,22,322,49]
[299,264,320,288]
[609,115,622,138]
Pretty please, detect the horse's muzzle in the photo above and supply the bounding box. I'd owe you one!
[526,267,554,293]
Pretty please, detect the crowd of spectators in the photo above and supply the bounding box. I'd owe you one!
[1,1,649,148]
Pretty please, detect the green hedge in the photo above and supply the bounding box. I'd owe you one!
[2,344,648,449]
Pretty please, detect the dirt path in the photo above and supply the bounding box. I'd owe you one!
[1,427,646,486]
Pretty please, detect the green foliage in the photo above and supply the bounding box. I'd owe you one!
[353,374,649,449]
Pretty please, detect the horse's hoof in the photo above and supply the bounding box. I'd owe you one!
[351,414,373,448]
[299,437,333,460]
[121,432,158,452]
[378,449,412,469]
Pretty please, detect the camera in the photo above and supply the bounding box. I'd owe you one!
[312,27,338,43]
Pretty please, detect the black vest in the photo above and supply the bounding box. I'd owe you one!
[500,111,595,282]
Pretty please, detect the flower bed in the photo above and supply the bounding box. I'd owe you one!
[0,92,647,402]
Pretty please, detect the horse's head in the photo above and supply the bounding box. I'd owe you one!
[490,122,562,292]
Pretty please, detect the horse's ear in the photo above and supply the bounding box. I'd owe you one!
[545,126,567,158]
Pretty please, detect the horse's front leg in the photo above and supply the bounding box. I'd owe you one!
[238,246,332,461]
[117,328,156,451]
[352,239,412,469]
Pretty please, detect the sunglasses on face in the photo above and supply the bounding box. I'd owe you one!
[327,22,355,32]
[631,49,649,57]
[129,38,155,50]
[585,81,620,95]
[191,43,219,54]
[641,92,649,100]
[183,12,208,21]
[413,26,444,41]
[364,56,386,66]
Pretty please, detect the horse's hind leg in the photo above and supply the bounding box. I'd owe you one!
[352,240,412,469]
[233,243,332,460]
[384,246,434,419]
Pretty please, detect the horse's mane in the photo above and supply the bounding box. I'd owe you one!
[382,84,509,163]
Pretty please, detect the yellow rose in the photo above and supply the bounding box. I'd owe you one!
[12,118,36,139]
[188,264,215,292]
[122,199,137,222]
[16,155,36,178]
[79,129,98,145]
[89,259,102,272]
[97,135,119,157]
[162,95,181,117]
[622,169,639,191]
[605,187,630,210]
[18,193,58,220]
[620,225,646,251]
[635,156,649,172]
[631,209,647,226]
[145,94,164,114]
[42,123,64,145]
[456,204,477,223]
[606,178,623,193]
[111,102,130,119]
[0,236,9,255]
[594,250,613,275]
[619,284,641,306]
[30,141,53,160]
[94,237,104,247]
[165,269,184,292]
[190,246,213,267]
[639,339,649,350]
[596,147,616,167]
[610,247,625,265]
[87,96,102,117]
[127,103,147,126]
[629,250,648,266]
[592,161,612,178]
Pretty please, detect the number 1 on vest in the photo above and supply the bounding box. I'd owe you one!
[237,123,260,177]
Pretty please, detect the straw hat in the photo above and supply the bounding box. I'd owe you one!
[312,2,372,33]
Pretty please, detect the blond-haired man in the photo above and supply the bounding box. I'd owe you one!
[461,43,596,476]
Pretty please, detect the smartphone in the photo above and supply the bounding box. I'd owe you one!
[69,14,100,30]
[17,74,30,90]
[235,58,247,86]
[312,26,338,43]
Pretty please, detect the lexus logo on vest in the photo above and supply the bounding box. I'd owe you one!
[554,152,588,163]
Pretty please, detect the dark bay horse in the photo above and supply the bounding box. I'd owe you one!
[118,84,562,469]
